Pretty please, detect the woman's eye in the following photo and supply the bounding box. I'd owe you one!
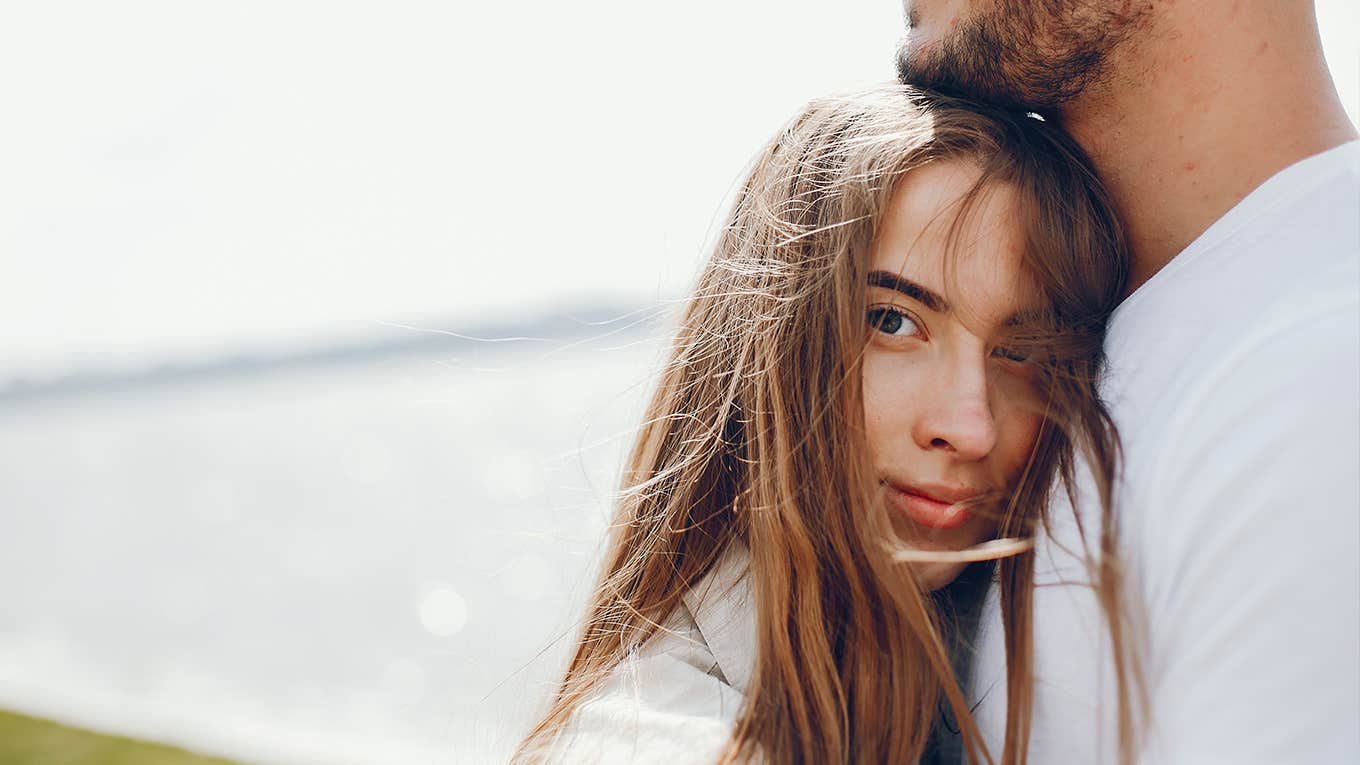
[991,345,1030,363]
[867,307,921,338]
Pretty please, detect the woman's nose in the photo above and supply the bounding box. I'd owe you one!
[911,362,999,461]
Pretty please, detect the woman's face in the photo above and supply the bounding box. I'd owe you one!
[862,159,1045,590]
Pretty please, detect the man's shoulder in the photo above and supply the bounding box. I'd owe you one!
[1105,142,1359,535]
[1104,141,1359,432]
[1112,253,1357,492]
[1113,139,1358,324]
[1185,138,1360,268]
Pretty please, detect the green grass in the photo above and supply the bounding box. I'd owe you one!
[0,710,244,765]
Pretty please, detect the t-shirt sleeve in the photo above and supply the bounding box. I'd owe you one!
[1133,296,1360,763]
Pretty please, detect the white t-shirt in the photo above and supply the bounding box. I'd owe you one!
[967,140,1360,763]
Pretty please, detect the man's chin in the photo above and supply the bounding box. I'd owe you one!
[895,37,976,102]
[894,36,936,87]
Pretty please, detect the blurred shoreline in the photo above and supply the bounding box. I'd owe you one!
[0,303,670,764]
[0,299,666,406]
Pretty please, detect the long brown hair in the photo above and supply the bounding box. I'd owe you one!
[516,84,1132,765]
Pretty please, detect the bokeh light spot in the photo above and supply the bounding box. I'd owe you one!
[417,585,468,637]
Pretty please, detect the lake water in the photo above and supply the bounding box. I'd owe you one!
[0,322,669,764]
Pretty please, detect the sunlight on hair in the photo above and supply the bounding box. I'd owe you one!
[892,536,1035,564]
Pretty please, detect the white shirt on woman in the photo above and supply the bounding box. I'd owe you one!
[546,543,756,764]
[966,140,1360,763]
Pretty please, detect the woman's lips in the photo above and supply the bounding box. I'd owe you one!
[885,483,976,530]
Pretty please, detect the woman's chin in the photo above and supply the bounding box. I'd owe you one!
[888,516,996,589]
[891,511,989,550]
[912,559,969,591]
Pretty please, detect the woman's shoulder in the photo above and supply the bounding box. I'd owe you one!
[547,543,757,764]
[547,607,743,764]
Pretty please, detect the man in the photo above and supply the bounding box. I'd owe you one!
[898,1,1359,763]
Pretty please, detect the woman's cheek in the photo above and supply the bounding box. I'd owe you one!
[988,369,1043,467]
[995,404,1045,478]
[860,349,889,428]
[861,350,919,436]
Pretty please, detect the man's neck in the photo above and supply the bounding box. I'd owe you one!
[1060,2,1357,294]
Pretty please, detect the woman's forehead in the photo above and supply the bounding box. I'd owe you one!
[870,159,1042,325]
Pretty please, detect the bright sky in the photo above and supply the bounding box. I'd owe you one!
[2,1,1356,381]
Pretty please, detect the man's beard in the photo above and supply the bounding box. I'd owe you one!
[896,1,1149,112]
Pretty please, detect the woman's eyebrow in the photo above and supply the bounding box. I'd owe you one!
[867,270,949,313]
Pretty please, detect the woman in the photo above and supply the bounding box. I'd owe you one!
[517,84,1131,765]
